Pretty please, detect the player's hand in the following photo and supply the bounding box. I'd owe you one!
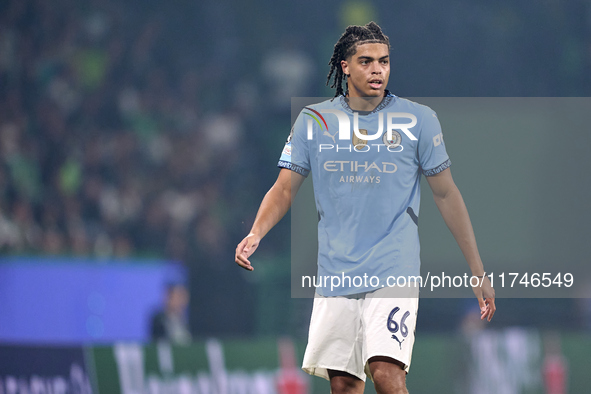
[471,275,496,322]
[235,233,260,271]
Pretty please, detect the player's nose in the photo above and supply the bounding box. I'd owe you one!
[369,62,381,74]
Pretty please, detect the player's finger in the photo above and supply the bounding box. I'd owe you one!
[479,300,494,322]
[477,297,487,315]
[235,246,252,267]
[479,299,492,321]
[235,253,254,271]
[235,240,254,271]
[485,297,496,322]
[234,253,249,267]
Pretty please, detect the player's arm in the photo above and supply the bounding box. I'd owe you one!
[426,167,496,321]
[235,169,305,271]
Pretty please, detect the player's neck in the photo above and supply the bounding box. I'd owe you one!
[345,92,386,112]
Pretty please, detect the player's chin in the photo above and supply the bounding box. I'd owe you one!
[366,88,385,97]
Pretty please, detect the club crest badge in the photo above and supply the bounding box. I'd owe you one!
[353,129,368,150]
[382,130,402,148]
[282,145,292,156]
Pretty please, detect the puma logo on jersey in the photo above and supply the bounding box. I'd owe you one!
[324,130,338,144]
[391,334,404,350]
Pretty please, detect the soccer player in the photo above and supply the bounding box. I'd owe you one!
[235,22,495,394]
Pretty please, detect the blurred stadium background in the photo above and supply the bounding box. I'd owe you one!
[1,0,591,392]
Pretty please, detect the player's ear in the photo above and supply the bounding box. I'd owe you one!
[341,60,350,77]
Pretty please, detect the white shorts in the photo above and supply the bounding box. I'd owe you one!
[302,287,419,382]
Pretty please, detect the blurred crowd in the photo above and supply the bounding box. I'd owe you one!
[0,0,314,265]
[2,0,589,263]
[0,0,321,336]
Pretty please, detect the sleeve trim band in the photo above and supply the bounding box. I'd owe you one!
[423,158,451,177]
[278,160,310,177]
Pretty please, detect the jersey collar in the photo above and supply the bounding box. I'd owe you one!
[339,90,397,114]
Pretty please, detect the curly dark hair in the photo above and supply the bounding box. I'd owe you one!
[326,21,390,97]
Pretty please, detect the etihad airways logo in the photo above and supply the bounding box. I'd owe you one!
[324,160,397,173]
[324,160,397,184]
[303,108,418,142]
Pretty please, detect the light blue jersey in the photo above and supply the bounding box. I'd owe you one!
[279,93,450,296]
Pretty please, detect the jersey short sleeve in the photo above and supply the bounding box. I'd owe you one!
[277,110,311,177]
[418,107,451,176]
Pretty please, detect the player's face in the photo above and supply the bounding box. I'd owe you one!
[341,43,390,98]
